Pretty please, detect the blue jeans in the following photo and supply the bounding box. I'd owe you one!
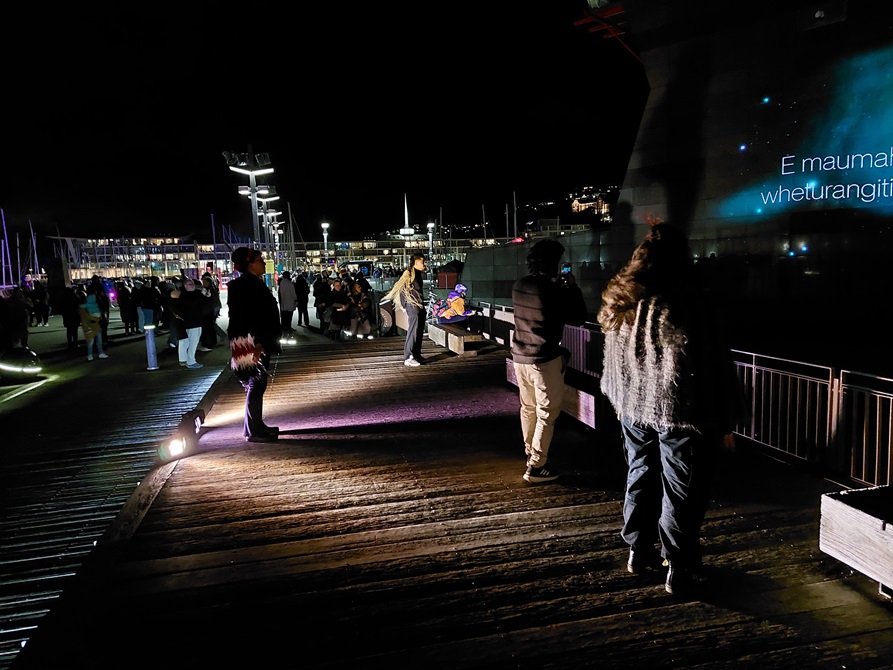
[620,418,713,569]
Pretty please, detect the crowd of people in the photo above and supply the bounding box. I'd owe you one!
[0,265,384,359]
[308,268,374,341]
[0,271,226,364]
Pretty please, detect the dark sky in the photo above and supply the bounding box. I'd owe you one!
[1,4,647,245]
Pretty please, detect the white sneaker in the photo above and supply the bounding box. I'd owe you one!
[98,353,109,359]
[404,357,421,367]
[87,354,94,361]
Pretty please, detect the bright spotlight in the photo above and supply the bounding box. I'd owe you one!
[157,409,206,462]
[159,437,186,461]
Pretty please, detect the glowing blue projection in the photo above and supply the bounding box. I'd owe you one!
[714,43,893,220]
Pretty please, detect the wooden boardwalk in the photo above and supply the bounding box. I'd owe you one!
[12,332,893,669]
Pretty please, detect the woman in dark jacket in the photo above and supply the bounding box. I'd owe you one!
[227,247,282,443]
[171,278,208,369]
[60,286,82,350]
[326,279,352,340]
[598,222,747,597]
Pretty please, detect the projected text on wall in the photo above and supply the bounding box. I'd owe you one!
[760,149,893,206]
[715,42,893,220]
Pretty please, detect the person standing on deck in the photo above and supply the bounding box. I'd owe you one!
[598,222,747,596]
[228,247,282,443]
[510,238,587,484]
[384,253,427,367]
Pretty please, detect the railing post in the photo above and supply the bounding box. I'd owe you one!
[144,324,159,371]
[828,373,841,473]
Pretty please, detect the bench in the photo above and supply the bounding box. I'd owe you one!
[427,321,489,356]
[505,358,599,429]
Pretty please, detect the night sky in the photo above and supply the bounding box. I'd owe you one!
[2,4,647,245]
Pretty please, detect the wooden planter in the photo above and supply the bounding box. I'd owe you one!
[819,485,893,598]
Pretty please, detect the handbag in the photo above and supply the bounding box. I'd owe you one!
[230,335,266,388]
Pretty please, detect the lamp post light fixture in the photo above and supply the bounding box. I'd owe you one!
[223,148,274,249]
[321,222,330,271]
[427,222,435,263]
[269,220,283,263]
[400,226,415,270]
[257,194,280,258]
[266,211,283,268]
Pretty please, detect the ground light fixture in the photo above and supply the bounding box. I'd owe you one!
[0,347,42,381]
[157,408,206,462]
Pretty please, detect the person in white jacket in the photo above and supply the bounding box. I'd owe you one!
[277,271,298,338]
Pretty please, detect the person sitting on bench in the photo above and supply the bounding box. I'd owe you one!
[436,283,476,324]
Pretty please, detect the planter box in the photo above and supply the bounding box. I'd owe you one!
[819,485,893,598]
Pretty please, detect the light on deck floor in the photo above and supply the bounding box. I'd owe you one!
[157,409,206,462]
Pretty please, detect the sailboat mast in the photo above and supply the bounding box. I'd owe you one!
[1,208,12,286]
[513,191,518,238]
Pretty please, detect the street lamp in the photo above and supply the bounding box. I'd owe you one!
[223,148,274,249]
[266,210,282,258]
[321,222,330,272]
[257,193,281,258]
[427,222,435,263]
[400,226,415,270]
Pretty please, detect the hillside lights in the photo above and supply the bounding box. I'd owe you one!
[157,409,206,462]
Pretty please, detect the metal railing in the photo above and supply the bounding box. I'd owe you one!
[471,301,893,488]
[838,370,893,487]
[731,351,836,467]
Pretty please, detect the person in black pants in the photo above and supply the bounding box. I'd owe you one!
[294,272,311,327]
[384,253,427,366]
[227,247,282,443]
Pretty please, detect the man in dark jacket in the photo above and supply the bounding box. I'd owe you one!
[294,272,311,327]
[227,247,282,443]
[511,239,587,483]
[137,276,162,332]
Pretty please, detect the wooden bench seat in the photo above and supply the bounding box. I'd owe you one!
[427,321,488,356]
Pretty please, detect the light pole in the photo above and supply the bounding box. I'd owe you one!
[427,222,435,263]
[223,148,274,249]
[400,226,414,270]
[257,193,280,258]
[321,222,330,272]
[266,210,282,267]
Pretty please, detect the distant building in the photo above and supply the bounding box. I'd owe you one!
[36,188,616,282]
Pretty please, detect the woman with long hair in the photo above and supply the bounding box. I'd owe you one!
[598,223,747,596]
[384,254,427,366]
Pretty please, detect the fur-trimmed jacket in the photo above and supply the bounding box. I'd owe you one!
[600,295,747,434]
